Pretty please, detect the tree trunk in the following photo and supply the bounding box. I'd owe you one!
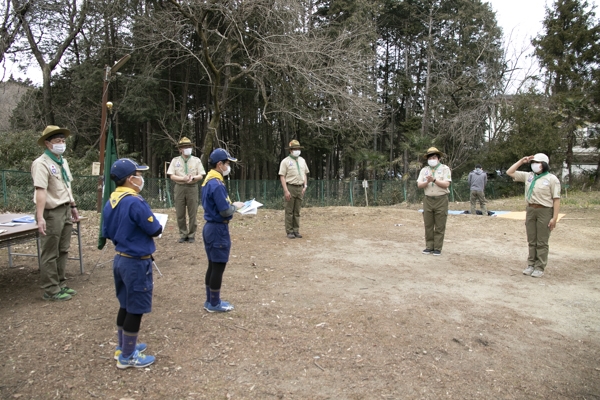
[41,65,54,125]
[421,6,434,137]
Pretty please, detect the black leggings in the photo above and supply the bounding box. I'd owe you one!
[116,307,143,333]
[205,261,226,290]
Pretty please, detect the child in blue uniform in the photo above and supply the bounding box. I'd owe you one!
[201,149,244,312]
[102,158,163,369]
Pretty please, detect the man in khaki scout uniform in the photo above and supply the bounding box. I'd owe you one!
[507,153,561,278]
[417,147,452,256]
[31,125,80,301]
[167,137,206,243]
[278,140,309,239]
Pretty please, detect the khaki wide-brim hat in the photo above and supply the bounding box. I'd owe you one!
[423,146,445,159]
[286,139,304,149]
[38,125,71,146]
[177,137,194,148]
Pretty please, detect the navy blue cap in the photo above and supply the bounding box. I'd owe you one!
[209,148,237,164]
[110,158,149,181]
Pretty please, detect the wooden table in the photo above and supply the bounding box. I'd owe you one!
[0,213,85,274]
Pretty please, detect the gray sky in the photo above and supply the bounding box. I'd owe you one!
[3,1,599,86]
[488,0,599,51]
[487,0,599,91]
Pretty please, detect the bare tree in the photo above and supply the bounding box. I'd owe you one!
[135,0,378,160]
[13,0,87,124]
[0,0,27,65]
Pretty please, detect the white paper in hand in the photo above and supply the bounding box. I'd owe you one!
[236,199,263,215]
[154,213,168,238]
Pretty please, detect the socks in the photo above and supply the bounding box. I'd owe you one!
[209,289,221,307]
[206,285,210,304]
[117,326,123,348]
[122,331,138,359]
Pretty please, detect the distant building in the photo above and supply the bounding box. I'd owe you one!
[562,146,598,180]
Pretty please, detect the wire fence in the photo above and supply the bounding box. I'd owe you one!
[0,169,525,213]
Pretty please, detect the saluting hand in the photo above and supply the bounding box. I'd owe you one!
[520,155,534,164]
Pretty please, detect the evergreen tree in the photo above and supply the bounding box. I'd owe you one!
[533,0,600,182]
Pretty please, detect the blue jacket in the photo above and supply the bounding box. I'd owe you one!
[202,174,235,223]
[102,188,162,257]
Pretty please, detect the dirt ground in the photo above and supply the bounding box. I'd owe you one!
[1,194,600,400]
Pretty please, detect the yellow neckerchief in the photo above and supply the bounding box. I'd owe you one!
[109,187,138,208]
[202,169,232,204]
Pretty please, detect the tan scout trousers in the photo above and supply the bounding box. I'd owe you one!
[39,204,73,296]
[284,184,304,234]
[525,206,553,271]
[423,194,449,251]
[470,190,487,215]
[174,184,198,239]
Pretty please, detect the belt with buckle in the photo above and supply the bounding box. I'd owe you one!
[528,203,548,209]
[207,220,229,224]
[116,252,152,259]
[288,183,303,187]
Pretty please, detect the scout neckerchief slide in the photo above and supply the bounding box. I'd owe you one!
[429,163,441,186]
[290,154,302,176]
[180,155,189,174]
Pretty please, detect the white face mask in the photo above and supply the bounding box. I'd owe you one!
[292,150,301,157]
[130,175,144,192]
[182,148,192,156]
[221,164,231,177]
[531,163,542,174]
[427,159,438,168]
[51,143,66,155]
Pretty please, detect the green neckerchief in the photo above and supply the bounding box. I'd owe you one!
[290,155,302,177]
[180,155,190,174]
[527,171,549,201]
[429,163,441,186]
[44,149,70,188]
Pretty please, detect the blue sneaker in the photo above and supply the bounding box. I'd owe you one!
[204,300,234,311]
[116,350,155,369]
[205,301,234,313]
[114,343,147,360]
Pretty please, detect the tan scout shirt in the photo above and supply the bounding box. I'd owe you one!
[278,156,309,185]
[417,164,452,196]
[31,153,74,209]
[513,171,561,208]
[167,155,206,185]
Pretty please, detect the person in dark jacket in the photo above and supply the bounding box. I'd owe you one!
[201,148,244,312]
[102,158,163,369]
[468,164,488,215]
